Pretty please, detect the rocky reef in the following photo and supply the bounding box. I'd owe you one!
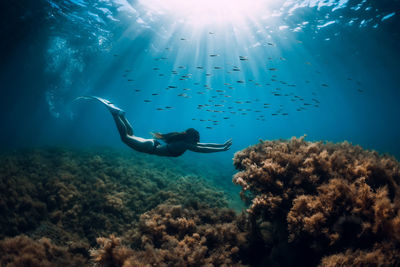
[233,136,400,266]
[1,137,400,266]
[91,204,248,266]
[0,147,231,266]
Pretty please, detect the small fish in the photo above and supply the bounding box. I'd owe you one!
[144,100,151,102]
[209,54,219,57]
[156,108,164,111]
[214,66,222,69]
[357,89,364,93]
[282,113,289,115]
[127,79,134,82]
[165,106,173,109]
[168,85,177,88]
[237,80,245,83]
[159,74,164,76]
[239,56,248,61]
[269,68,278,71]
[206,73,212,76]
[216,90,224,92]
[135,89,141,92]
[223,117,230,119]
[183,88,191,91]
[232,68,241,71]
[206,127,213,129]
[196,66,204,69]
[153,68,159,70]
[209,32,215,34]
[152,93,159,96]
[267,42,274,46]
[321,83,329,87]
[180,38,186,40]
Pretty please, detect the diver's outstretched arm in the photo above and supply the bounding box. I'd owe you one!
[196,138,232,148]
[187,141,232,153]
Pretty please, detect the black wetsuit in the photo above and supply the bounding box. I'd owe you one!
[166,143,186,157]
[153,140,186,157]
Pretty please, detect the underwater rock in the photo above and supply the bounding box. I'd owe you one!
[233,136,400,266]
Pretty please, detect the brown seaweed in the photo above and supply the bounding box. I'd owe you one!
[233,136,400,266]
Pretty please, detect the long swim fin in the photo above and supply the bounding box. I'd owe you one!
[74,96,125,115]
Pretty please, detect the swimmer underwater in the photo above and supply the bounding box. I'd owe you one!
[75,96,232,157]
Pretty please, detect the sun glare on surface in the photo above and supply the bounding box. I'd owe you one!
[139,0,275,28]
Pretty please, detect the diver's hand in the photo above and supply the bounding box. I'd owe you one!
[224,138,233,146]
[223,140,232,151]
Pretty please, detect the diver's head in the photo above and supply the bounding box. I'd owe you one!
[184,128,200,143]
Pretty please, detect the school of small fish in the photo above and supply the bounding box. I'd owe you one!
[118,34,364,130]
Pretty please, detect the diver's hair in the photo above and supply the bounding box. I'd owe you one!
[151,128,200,144]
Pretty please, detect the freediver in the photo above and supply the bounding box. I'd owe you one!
[75,96,232,157]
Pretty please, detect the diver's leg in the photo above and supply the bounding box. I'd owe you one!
[111,114,130,141]
[111,114,156,153]
[120,115,133,136]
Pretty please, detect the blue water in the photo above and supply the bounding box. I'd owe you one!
[1,0,399,164]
